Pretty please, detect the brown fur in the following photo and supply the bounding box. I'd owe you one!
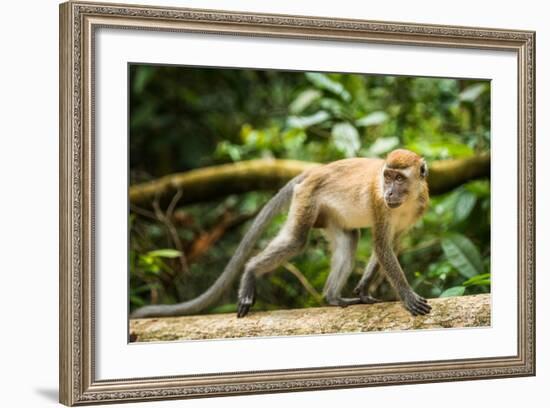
[385,148,423,169]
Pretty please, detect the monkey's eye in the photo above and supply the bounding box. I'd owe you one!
[395,174,405,183]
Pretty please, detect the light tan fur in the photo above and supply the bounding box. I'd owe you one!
[293,155,428,233]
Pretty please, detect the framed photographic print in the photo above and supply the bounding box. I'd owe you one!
[59,1,535,405]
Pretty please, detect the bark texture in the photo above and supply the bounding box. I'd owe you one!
[129,155,490,208]
[129,294,490,342]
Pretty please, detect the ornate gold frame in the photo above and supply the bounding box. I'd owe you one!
[59,1,535,405]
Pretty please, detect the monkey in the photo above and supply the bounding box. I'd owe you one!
[131,148,432,319]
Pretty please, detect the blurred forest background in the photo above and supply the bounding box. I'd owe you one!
[128,65,491,315]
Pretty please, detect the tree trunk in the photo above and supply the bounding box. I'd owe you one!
[129,155,489,208]
[129,294,490,342]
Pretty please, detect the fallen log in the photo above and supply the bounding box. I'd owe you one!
[129,155,490,208]
[129,294,490,342]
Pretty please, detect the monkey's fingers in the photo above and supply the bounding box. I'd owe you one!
[404,294,432,316]
[413,300,432,315]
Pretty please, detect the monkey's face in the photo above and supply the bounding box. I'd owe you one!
[382,168,411,209]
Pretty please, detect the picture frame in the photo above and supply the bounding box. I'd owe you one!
[59,1,535,405]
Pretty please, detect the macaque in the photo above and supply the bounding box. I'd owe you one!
[131,149,431,319]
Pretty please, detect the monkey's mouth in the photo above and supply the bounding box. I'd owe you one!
[385,200,402,209]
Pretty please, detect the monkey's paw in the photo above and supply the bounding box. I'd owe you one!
[402,292,431,316]
[353,286,382,304]
[327,297,362,307]
[237,273,256,318]
[359,294,382,304]
[237,295,254,318]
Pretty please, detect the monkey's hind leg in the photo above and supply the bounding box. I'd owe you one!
[353,254,383,304]
[324,227,363,307]
[237,225,310,318]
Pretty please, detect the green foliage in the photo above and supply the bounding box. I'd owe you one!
[129,65,490,313]
[332,122,360,157]
[305,72,351,102]
[404,180,491,300]
[440,286,466,298]
[146,249,183,258]
[441,233,484,279]
[129,248,183,309]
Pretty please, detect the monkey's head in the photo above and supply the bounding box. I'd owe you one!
[382,149,428,209]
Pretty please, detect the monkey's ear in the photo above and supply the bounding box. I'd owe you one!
[420,159,428,178]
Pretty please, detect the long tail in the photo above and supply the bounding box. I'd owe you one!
[130,174,304,318]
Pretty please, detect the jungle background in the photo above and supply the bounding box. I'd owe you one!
[128,65,491,316]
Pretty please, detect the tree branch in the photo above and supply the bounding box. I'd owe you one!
[130,155,489,208]
[129,294,490,341]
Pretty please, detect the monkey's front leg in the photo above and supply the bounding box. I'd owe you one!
[373,222,431,316]
[353,236,402,304]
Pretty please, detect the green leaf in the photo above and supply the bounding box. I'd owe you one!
[405,140,474,159]
[289,89,322,114]
[367,136,400,156]
[130,294,146,307]
[441,233,484,278]
[356,111,389,127]
[454,190,477,223]
[466,180,490,197]
[282,128,307,151]
[305,73,351,102]
[459,83,488,102]
[332,122,360,157]
[439,286,466,298]
[133,66,154,94]
[319,98,345,117]
[147,249,183,258]
[427,260,453,279]
[215,140,243,161]
[143,264,161,275]
[287,111,330,129]
[463,273,491,287]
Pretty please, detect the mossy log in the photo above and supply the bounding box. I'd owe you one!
[129,294,490,342]
[129,155,489,208]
